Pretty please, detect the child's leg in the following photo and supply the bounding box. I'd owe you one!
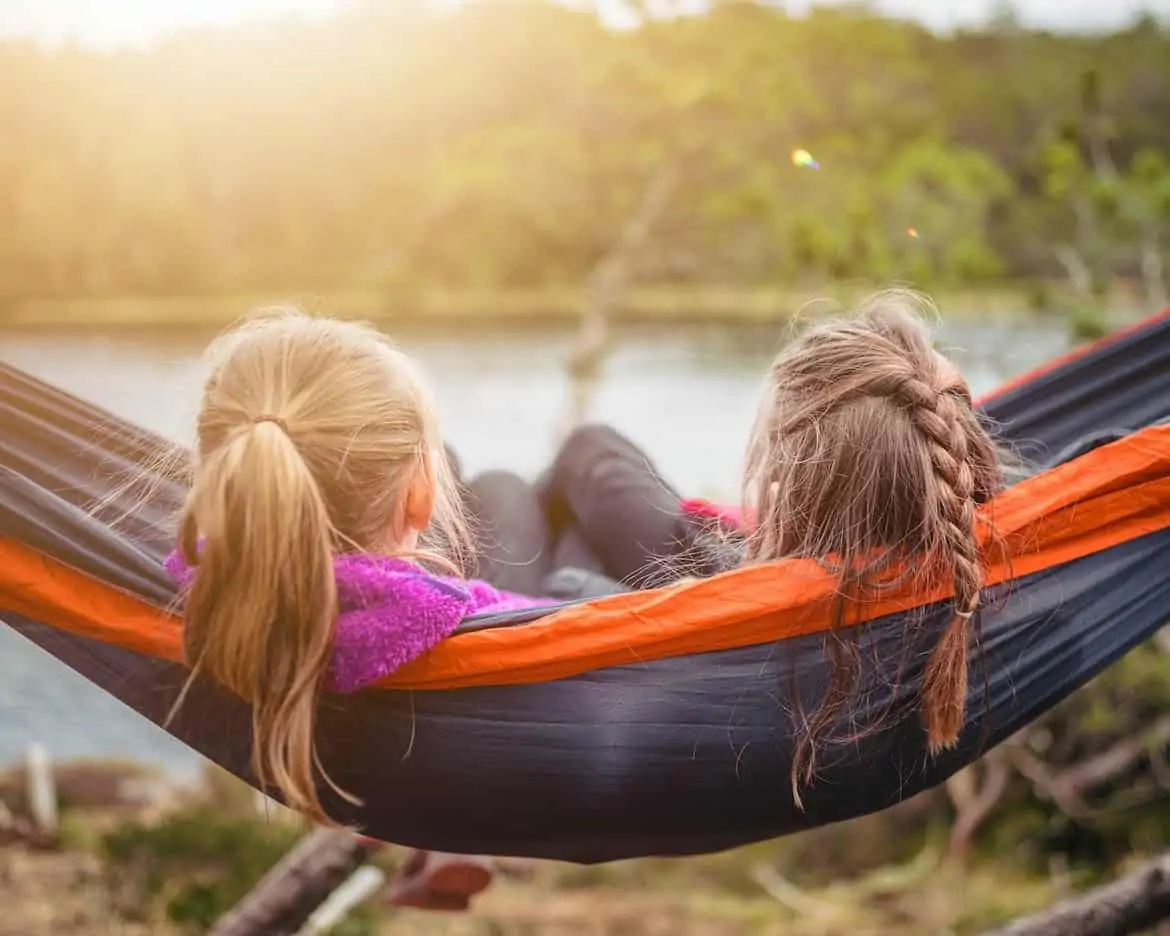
[540,424,704,587]
[464,469,554,597]
[550,524,607,575]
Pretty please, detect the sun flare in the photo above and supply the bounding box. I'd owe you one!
[3,0,341,48]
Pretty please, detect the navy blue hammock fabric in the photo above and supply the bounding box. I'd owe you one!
[2,309,1170,863]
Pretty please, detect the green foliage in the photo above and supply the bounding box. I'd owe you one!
[978,640,1170,878]
[2,2,1169,304]
[1036,96,1170,306]
[1068,303,1111,341]
[1042,140,1088,202]
[101,808,377,935]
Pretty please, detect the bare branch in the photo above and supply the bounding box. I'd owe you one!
[1010,716,1170,821]
[947,752,1012,859]
[560,161,682,434]
[1140,230,1168,309]
[1052,244,1093,296]
[585,161,682,310]
[209,828,381,936]
[750,864,836,919]
[1063,715,1170,793]
[1085,132,1120,186]
[980,852,1170,936]
[751,840,940,917]
[1009,745,1094,819]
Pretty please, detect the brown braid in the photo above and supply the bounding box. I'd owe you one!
[741,289,1005,804]
[904,378,984,752]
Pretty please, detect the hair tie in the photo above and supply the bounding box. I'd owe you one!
[944,383,973,405]
[252,414,290,434]
[954,607,976,620]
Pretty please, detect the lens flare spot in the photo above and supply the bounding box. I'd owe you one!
[790,148,820,170]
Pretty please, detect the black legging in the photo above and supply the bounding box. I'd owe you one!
[539,424,702,587]
[459,420,1154,599]
[461,468,555,597]
[453,424,713,598]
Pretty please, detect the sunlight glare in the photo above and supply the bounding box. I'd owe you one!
[3,0,341,49]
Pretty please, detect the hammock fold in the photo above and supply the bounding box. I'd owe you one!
[2,309,1170,863]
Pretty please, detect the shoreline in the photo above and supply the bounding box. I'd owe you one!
[0,285,1097,333]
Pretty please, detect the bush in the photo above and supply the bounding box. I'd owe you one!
[101,807,378,935]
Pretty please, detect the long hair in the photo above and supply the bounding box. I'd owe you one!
[741,290,1006,803]
[175,308,470,822]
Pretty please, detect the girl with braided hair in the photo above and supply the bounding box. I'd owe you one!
[541,289,1007,801]
[740,289,1005,797]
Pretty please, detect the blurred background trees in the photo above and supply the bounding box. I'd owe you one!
[1,1,1168,310]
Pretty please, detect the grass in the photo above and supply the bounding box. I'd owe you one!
[0,761,1116,936]
[0,831,1086,936]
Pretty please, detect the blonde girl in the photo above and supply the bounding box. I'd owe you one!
[167,310,550,906]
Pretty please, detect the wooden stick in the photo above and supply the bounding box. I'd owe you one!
[559,161,681,437]
[296,864,387,936]
[980,852,1170,936]
[25,743,57,835]
[209,828,381,936]
[946,752,1011,859]
[1011,716,1170,819]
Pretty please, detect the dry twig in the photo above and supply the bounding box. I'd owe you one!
[946,751,1013,860]
[981,852,1170,936]
[209,828,381,936]
[1011,716,1170,820]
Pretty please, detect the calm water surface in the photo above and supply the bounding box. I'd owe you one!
[0,316,1073,775]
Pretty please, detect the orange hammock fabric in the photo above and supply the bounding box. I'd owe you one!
[4,422,1170,690]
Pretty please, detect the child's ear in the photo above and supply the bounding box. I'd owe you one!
[402,451,437,534]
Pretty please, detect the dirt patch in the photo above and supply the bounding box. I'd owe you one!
[0,844,168,936]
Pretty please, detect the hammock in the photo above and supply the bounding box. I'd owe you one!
[2,310,1170,864]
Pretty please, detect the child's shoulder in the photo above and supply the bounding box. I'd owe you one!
[335,554,547,618]
[329,554,476,692]
[332,553,472,611]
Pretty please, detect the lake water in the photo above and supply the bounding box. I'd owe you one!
[0,315,1076,777]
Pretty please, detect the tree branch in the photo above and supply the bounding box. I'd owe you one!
[980,852,1170,936]
[1140,228,1168,309]
[209,828,381,936]
[1010,745,1092,819]
[560,160,682,434]
[1053,243,1093,297]
[1062,715,1170,793]
[1010,716,1170,820]
[946,751,1012,859]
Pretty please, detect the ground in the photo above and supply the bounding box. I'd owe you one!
[0,759,1155,936]
[0,828,1069,936]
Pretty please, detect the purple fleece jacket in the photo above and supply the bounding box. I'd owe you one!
[164,551,548,693]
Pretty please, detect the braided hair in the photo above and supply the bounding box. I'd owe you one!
[742,290,1005,803]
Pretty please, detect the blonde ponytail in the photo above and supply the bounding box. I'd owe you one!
[174,309,472,824]
[180,417,341,822]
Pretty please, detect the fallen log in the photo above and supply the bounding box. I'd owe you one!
[208,827,380,936]
[981,852,1170,936]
